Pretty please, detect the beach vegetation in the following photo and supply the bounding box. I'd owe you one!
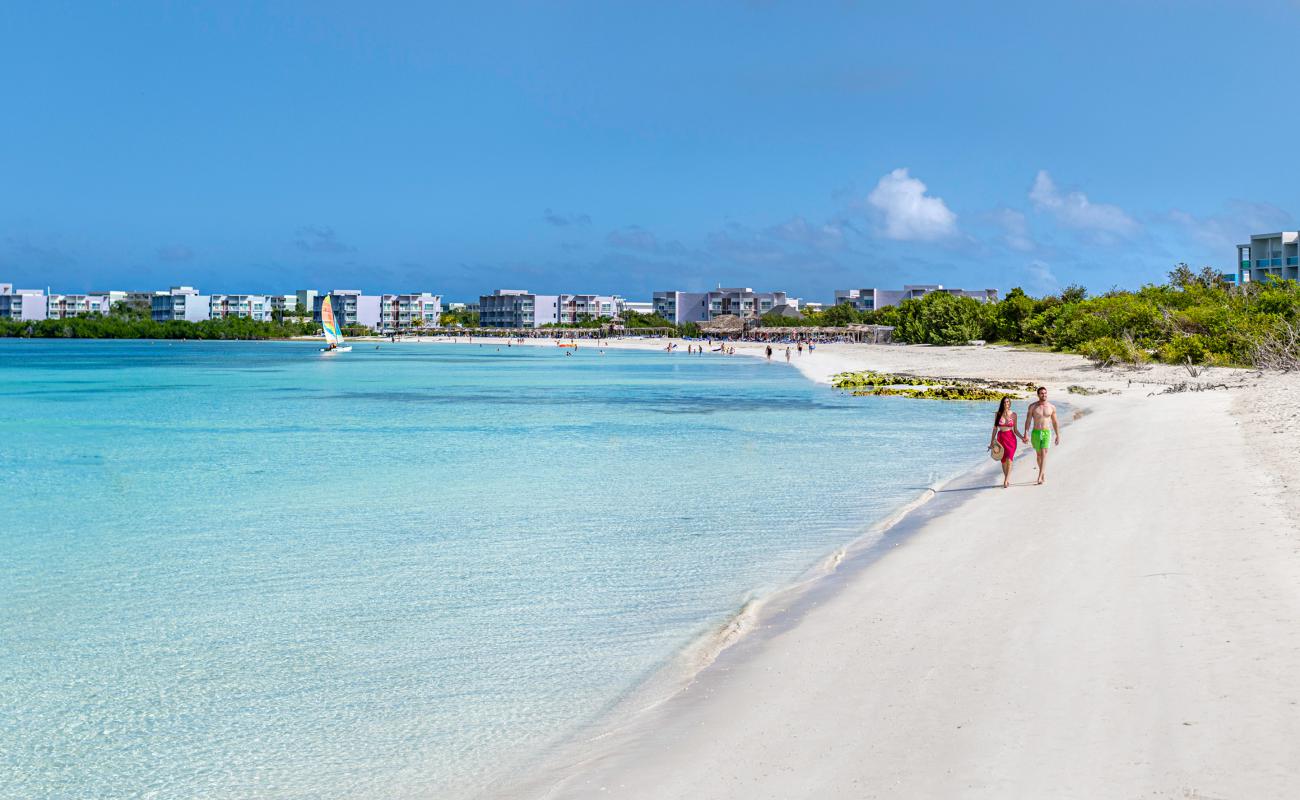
[832,370,1033,401]
[839,270,1300,369]
[850,386,1009,401]
[620,311,676,328]
[440,309,480,327]
[0,313,319,340]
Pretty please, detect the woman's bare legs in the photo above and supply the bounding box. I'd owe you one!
[1001,457,1012,488]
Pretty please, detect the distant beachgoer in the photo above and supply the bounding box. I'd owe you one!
[989,396,1020,489]
[785,346,791,362]
[765,345,772,360]
[797,343,803,354]
[1022,386,1061,485]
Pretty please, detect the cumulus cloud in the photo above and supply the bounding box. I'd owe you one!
[544,208,592,227]
[156,245,194,262]
[866,168,957,241]
[1030,171,1138,237]
[294,226,355,255]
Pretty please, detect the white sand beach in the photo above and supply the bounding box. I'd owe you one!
[449,338,1300,799]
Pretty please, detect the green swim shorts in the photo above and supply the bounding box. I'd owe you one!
[1031,428,1051,450]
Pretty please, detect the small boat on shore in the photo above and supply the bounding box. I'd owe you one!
[319,297,352,354]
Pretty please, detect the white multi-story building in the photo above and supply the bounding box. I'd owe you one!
[0,286,48,320]
[653,288,794,322]
[705,287,791,318]
[478,290,559,328]
[295,289,318,313]
[313,290,381,330]
[100,291,160,313]
[209,294,272,321]
[653,291,710,324]
[835,285,998,313]
[379,293,442,331]
[622,300,654,316]
[152,286,211,322]
[268,294,298,315]
[557,294,622,324]
[1237,232,1300,284]
[46,293,112,319]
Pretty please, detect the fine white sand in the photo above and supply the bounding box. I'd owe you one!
[449,339,1300,799]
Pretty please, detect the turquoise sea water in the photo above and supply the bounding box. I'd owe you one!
[0,340,992,799]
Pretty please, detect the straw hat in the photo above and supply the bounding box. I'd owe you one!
[989,440,1005,461]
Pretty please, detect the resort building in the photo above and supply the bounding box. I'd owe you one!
[209,294,273,322]
[295,289,318,313]
[706,288,792,319]
[152,287,212,322]
[653,291,710,324]
[478,290,559,328]
[94,291,159,313]
[1236,232,1300,284]
[46,293,112,319]
[653,288,794,322]
[556,294,622,324]
[0,287,48,320]
[835,285,999,312]
[622,300,654,316]
[379,293,443,331]
[313,290,381,330]
[269,294,298,315]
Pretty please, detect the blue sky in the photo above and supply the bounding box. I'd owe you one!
[1,0,1296,301]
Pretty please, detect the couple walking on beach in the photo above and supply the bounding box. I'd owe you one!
[989,387,1060,489]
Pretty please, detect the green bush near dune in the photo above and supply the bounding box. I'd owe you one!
[845,266,1300,367]
[0,312,319,340]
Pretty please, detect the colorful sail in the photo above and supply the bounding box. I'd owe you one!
[321,296,344,347]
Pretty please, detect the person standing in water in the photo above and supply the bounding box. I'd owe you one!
[1022,386,1060,485]
[988,396,1021,489]
[765,345,772,360]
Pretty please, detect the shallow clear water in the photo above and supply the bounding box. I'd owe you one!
[0,340,992,798]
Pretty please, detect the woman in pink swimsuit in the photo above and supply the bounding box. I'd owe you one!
[989,396,1022,489]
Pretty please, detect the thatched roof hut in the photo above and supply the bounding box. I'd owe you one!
[698,314,747,336]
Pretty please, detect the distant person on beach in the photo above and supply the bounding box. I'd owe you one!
[765,345,772,360]
[785,346,791,362]
[988,396,1020,489]
[1022,386,1061,485]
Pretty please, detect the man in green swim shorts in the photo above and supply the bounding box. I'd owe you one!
[1022,386,1060,485]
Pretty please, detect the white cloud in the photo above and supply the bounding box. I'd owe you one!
[1025,259,1059,294]
[866,168,957,241]
[1169,200,1292,254]
[996,209,1034,252]
[765,216,849,251]
[1030,171,1138,237]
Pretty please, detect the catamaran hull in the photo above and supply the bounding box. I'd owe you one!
[320,346,353,354]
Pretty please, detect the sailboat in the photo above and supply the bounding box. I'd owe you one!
[319,296,352,354]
